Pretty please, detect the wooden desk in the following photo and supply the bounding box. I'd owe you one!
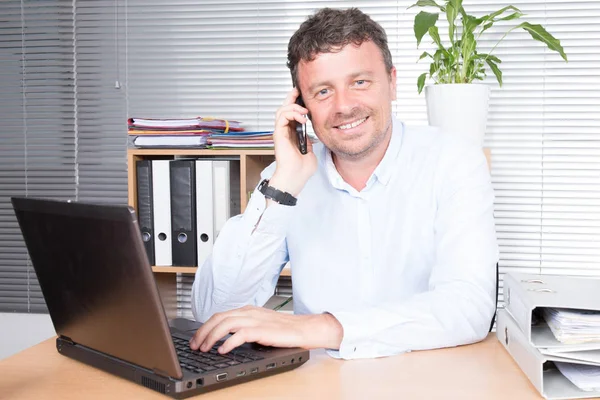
[0,334,550,400]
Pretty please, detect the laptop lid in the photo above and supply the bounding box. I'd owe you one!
[11,197,183,379]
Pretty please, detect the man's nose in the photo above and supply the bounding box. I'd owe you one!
[332,89,355,114]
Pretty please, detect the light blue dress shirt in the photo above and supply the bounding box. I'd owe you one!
[192,116,499,360]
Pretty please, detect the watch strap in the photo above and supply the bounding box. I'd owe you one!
[258,179,297,206]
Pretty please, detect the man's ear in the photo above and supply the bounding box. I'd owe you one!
[389,66,397,101]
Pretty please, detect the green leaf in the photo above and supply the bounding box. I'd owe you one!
[428,25,443,49]
[414,11,439,47]
[486,58,503,86]
[418,51,432,61]
[446,4,457,43]
[481,21,493,34]
[463,15,483,36]
[516,22,568,61]
[450,0,462,11]
[408,0,443,10]
[476,53,502,64]
[483,5,521,22]
[417,72,427,94]
[497,12,523,22]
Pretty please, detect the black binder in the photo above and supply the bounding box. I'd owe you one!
[136,160,155,265]
[169,160,197,266]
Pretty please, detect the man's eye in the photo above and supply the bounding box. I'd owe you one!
[318,89,329,96]
[355,80,366,86]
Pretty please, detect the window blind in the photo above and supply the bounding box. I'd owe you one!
[0,0,127,313]
[2,0,598,315]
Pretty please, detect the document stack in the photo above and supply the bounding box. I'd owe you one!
[207,131,274,149]
[135,158,240,268]
[128,117,245,148]
[497,272,600,399]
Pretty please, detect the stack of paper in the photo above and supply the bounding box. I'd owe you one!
[542,308,600,345]
[555,363,600,392]
[207,131,274,149]
[128,117,245,148]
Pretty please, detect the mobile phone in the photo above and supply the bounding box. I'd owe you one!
[295,95,308,155]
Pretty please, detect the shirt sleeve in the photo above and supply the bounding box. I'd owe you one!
[326,143,499,360]
[191,162,297,322]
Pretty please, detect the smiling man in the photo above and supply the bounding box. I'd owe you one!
[190,8,499,360]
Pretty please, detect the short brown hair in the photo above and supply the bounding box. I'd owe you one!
[287,8,394,88]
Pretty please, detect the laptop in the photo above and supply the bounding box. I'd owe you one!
[11,197,309,398]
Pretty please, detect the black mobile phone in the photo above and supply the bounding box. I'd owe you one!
[295,96,308,155]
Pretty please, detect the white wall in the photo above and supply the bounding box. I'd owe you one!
[0,313,55,360]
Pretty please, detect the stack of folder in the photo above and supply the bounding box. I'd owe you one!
[135,158,240,267]
[129,117,244,148]
[207,131,274,150]
[498,272,600,399]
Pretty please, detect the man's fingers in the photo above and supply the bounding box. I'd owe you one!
[275,104,308,125]
[219,328,260,354]
[283,87,300,107]
[201,316,256,352]
[190,311,233,350]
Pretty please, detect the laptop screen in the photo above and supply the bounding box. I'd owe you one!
[12,197,182,379]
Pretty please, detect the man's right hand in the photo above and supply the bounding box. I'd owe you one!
[267,88,318,199]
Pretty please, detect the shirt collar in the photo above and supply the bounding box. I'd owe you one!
[323,116,404,190]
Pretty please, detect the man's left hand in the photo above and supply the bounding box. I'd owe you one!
[189,306,343,354]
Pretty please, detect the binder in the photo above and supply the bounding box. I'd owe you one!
[170,160,197,266]
[195,160,214,266]
[195,159,241,267]
[504,272,600,350]
[135,160,154,265]
[152,160,172,266]
[497,309,600,399]
[213,159,241,237]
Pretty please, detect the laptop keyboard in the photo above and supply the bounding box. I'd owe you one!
[172,335,265,375]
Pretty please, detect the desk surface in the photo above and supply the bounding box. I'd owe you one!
[0,334,545,399]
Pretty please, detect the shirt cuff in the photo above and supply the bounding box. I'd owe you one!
[244,190,296,236]
[326,309,373,359]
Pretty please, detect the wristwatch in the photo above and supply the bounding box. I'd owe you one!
[257,179,297,206]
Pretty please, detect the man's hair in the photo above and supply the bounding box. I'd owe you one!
[287,8,394,89]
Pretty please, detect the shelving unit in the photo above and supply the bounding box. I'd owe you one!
[127,147,277,317]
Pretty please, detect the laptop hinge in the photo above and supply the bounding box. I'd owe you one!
[59,335,75,345]
[152,368,172,379]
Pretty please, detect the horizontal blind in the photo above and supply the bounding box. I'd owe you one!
[478,1,600,306]
[0,0,77,313]
[0,0,129,313]
[74,0,128,203]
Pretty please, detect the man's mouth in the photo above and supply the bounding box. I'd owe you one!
[336,117,368,130]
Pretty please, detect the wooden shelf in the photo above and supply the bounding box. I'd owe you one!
[151,266,291,277]
[128,148,274,157]
[152,266,198,274]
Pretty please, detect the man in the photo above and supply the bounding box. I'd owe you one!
[190,8,498,360]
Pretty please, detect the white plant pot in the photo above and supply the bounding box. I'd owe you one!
[425,83,490,146]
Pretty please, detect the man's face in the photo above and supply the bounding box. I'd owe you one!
[297,40,397,160]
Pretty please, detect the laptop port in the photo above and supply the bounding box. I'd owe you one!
[216,373,228,382]
[196,378,204,387]
[250,367,259,374]
[266,363,276,370]
[186,381,193,389]
[299,357,303,362]
[236,370,246,377]
[291,358,295,364]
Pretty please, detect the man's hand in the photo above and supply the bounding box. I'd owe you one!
[268,88,318,198]
[189,305,343,354]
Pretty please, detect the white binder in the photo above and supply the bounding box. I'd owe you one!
[195,160,214,267]
[497,309,600,399]
[151,160,172,266]
[503,272,600,351]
